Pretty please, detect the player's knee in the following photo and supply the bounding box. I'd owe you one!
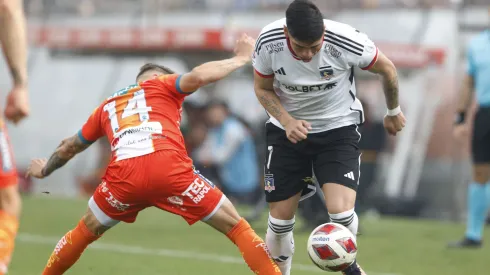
[205,197,242,234]
[472,164,490,184]
[83,209,111,236]
[323,183,356,214]
[0,185,21,217]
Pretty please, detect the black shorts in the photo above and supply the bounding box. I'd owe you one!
[264,122,361,203]
[472,107,490,163]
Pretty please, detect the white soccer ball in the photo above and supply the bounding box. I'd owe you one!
[307,223,358,272]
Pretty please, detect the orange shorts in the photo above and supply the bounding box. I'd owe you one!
[0,126,17,188]
[89,150,224,226]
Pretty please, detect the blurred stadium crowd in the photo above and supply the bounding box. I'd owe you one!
[23,0,488,17]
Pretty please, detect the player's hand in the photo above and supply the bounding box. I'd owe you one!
[383,112,406,136]
[453,124,469,141]
[234,33,255,61]
[4,85,30,125]
[283,118,312,144]
[26,158,47,179]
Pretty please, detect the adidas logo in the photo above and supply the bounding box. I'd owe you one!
[344,171,355,181]
[274,67,286,75]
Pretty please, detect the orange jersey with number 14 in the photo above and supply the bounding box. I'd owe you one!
[78,74,191,161]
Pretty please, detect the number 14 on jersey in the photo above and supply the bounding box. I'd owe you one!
[103,90,152,134]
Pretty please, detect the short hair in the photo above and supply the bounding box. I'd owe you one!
[286,0,324,43]
[136,63,175,81]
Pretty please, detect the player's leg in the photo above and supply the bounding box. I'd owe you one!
[43,178,145,275]
[203,196,281,275]
[262,123,313,275]
[42,206,113,275]
[0,125,21,275]
[449,108,490,248]
[150,149,281,275]
[313,125,364,275]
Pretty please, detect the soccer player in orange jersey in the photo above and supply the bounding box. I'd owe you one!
[26,34,282,275]
[0,0,30,274]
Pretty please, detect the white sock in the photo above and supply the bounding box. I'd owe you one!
[266,214,295,275]
[329,208,359,240]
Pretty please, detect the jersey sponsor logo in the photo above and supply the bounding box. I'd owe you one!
[281,83,338,93]
[325,44,342,58]
[264,174,275,192]
[182,177,212,204]
[167,196,184,206]
[266,41,284,54]
[319,66,335,80]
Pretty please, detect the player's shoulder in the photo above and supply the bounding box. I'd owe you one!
[258,18,286,36]
[255,18,287,56]
[324,19,370,44]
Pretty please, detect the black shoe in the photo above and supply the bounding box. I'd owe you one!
[447,237,482,248]
[341,260,366,275]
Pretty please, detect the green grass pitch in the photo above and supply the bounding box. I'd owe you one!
[10,196,490,275]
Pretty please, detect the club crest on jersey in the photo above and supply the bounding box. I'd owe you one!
[319,66,334,80]
[264,174,275,192]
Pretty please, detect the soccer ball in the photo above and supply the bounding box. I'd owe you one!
[307,223,358,272]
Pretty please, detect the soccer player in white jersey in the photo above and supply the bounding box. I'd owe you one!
[252,1,405,274]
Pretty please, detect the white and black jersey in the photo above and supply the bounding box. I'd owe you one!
[252,18,378,133]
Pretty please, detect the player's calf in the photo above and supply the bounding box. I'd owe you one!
[205,198,281,275]
[42,208,111,275]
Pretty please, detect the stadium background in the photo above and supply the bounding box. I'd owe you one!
[1,0,490,274]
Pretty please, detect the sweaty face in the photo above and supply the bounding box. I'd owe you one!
[287,35,324,62]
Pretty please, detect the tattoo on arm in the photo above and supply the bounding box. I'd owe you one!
[258,93,282,120]
[41,135,92,177]
[382,74,399,109]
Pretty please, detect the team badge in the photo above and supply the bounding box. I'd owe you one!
[264,174,275,192]
[319,66,334,80]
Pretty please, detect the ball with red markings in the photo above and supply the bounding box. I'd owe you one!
[307,223,358,272]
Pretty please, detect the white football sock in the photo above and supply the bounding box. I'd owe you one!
[329,208,359,240]
[266,214,295,275]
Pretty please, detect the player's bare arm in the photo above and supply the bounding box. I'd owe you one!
[27,134,92,179]
[178,34,255,93]
[0,0,30,124]
[368,51,406,136]
[254,71,312,144]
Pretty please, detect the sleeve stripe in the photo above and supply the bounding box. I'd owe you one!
[325,30,363,48]
[361,48,379,70]
[175,74,194,95]
[255,31,284,52]
[255,36,286,54]
[324,39,363,56]
[254,69,274,78]
[77,129,95,144]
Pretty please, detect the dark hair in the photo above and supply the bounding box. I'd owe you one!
[136,63,175,81]
[286,0,324,43]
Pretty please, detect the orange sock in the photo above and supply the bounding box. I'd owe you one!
[0,211,18,275]
[227,218,282,275]
[43,219,100,275]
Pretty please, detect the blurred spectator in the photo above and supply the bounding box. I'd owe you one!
[193,101,260,204]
